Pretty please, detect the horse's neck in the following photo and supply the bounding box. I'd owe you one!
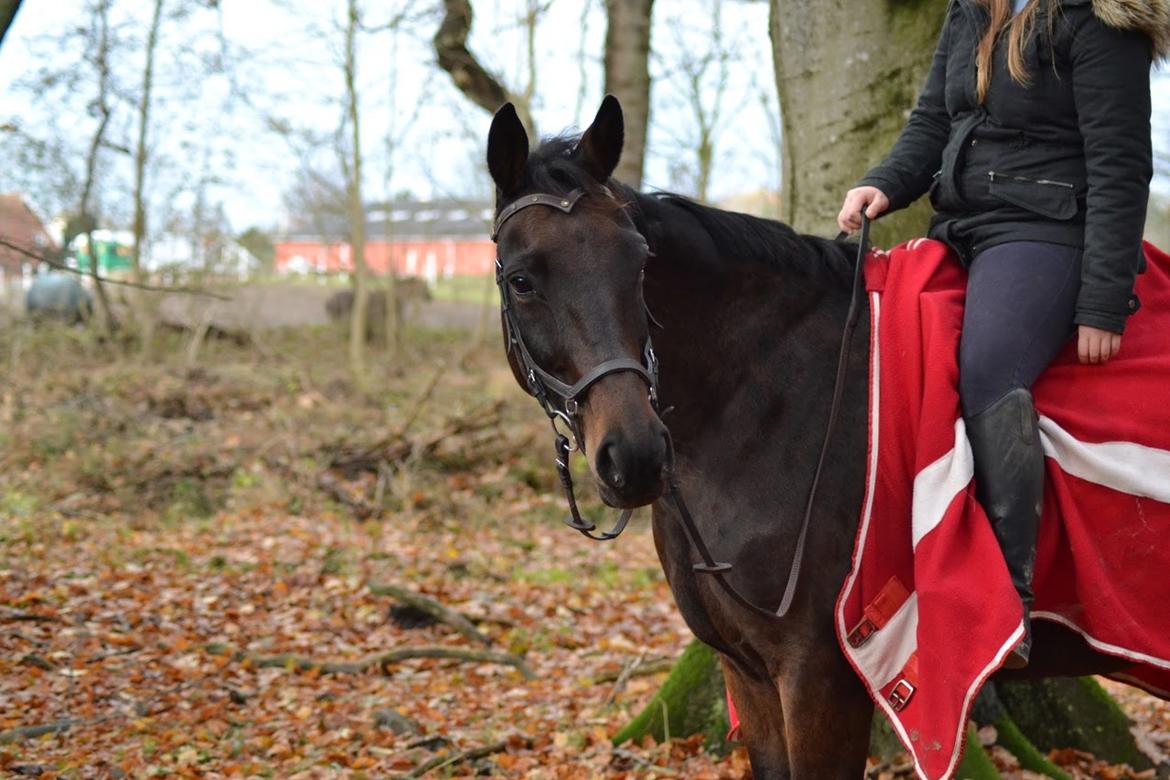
[642,209,856,457]
[641,201,870,615]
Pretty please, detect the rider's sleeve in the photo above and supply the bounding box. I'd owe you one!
[1069,15,1152,335]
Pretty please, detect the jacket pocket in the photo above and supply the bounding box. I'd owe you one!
[987,171,1078,220]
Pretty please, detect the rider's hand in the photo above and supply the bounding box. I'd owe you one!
[838,187,891,235]
[1077,325,1122,365]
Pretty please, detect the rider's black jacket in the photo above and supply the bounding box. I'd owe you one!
[859,0,1164,334]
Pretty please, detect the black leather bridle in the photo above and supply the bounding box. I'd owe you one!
[494,187,661,540]
[492,186,869,618]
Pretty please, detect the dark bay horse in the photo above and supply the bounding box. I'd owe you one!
[487,96,1127,778]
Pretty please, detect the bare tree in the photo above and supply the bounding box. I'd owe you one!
[603,0,653,188]
[379,14,430,361]
[130,0,165,283]
[77,0,118,337]
[344,0,372,389]
[656,0,734,201]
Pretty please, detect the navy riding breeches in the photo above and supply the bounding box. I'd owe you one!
[959,241,1082,418]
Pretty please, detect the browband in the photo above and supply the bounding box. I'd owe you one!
[491,188,588,241]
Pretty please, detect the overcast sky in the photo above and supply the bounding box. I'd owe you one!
[0,0,1166,234]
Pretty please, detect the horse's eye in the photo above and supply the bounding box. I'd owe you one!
[509,275,535,296]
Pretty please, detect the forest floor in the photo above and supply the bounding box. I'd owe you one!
[0,321,1166,778]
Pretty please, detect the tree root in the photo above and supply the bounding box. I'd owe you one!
[200,642,535,679]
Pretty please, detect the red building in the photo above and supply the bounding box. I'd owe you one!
[0,193,57,275]
[275,200,495,280]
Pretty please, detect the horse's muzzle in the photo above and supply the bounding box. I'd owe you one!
[593,425,670,508]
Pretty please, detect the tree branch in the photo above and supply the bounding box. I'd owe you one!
[433,0,534,135]
[200,642,535,679]
[0,238,230,300]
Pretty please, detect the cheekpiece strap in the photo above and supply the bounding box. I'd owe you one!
[491,188,588,241]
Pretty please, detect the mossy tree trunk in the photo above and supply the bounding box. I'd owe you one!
[994,678,1154,772]
[768,0,944,245]
[612,640,729,753]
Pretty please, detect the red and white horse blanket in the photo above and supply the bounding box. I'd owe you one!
[835,238,1170,779]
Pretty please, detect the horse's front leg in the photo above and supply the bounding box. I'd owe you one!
[775,650,873,779]
[721,656,791,779]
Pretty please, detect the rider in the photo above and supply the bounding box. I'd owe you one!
[837,0,1160,667]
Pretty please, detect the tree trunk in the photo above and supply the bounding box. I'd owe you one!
[612,640,729,752]
[80,0,116,340]
[0,0,20,50]
[603,0,653,189]
[131,0,164,284]
[129,0,164,354]
[994,678,1154,771]
[769,0,943,244]
[345,0,370,391]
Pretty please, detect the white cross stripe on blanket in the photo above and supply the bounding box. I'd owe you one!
[909,417,1170,551]
[911,419,975,551]
[1039,417,1170,502]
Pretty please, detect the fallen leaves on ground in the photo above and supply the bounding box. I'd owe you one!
[0,325,749,778]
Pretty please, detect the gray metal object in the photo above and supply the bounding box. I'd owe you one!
[25,273,93,323]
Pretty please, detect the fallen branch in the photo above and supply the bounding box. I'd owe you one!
[1,608,63,624]
[611,748,682,777]
[368,583,492,647]
[592,657,674,685]
[0,716,115,745]
[19,653,55,671]
[405,738,513,778]
[327,400,505,475]
[315,470,380,519]
[201,642,535,679]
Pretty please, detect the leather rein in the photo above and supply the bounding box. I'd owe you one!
[492,187,869,619]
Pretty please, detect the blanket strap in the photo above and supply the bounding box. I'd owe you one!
[847,575,910,648]
[886,652,919,712]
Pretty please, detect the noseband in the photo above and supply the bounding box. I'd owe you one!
[493,187,661,540]
[492,185,870,620]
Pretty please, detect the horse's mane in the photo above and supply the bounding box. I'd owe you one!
[653,195,857,288]
[521,135,858,288]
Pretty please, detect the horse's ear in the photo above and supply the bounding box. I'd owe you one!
[487,103,529,195]
[577,94,624,182]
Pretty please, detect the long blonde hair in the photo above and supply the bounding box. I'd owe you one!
[975,0,1051,102]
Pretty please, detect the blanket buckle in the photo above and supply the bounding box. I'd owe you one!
[847,617,877,648]
[888,678,916,712]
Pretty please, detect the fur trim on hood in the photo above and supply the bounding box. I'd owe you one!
[1089,0,1170,59]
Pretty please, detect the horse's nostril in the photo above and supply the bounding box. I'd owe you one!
[596,434,626,490]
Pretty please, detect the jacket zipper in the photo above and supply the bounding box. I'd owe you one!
[987,171,1075,189]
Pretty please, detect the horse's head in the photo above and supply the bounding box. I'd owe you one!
[487,96,669,509]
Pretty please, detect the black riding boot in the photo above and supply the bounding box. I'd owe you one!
[965,387,1044,669]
